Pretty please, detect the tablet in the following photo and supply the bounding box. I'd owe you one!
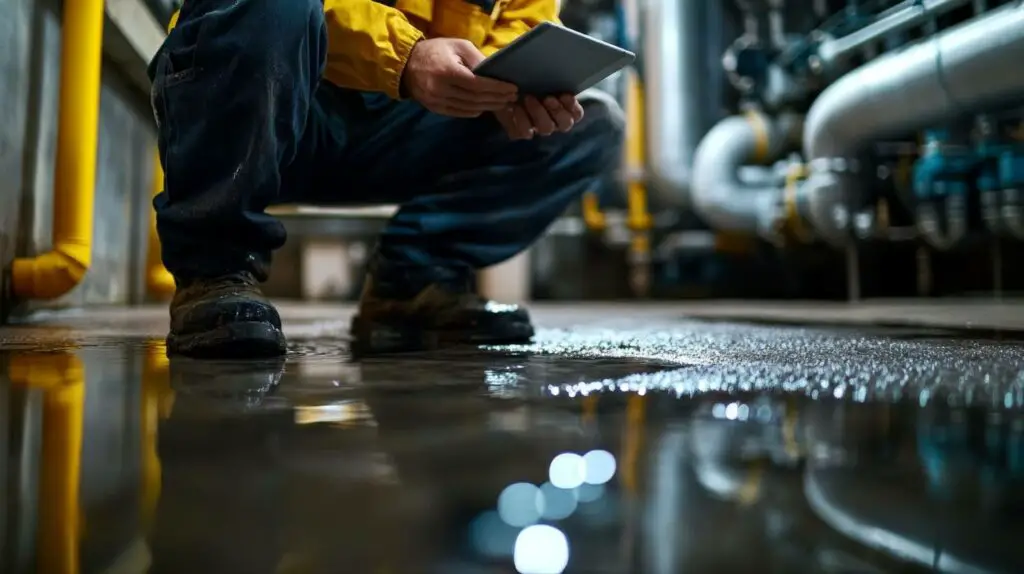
[473,21,635,97]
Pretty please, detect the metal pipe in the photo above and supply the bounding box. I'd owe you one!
[10,0,104,300]
[801,2,1024,246]
[691,112,801,238]
[817,0,974,69]
[642,0,712,207]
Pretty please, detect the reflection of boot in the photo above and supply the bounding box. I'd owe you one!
[349,258,533,353]
[167,356,285,410]
[153,357,288,574]
[167,272,287,359]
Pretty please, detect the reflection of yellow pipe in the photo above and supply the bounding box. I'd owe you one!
[141,340,173,532]
[10,0,104,300]
[9,352,86,574]
[581,394,598,426]
[621,394,645,493]
[146,151,176,298]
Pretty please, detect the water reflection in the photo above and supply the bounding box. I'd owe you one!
[1,342,1024,572]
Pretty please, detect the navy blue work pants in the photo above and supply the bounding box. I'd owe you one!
[149,0,624,282]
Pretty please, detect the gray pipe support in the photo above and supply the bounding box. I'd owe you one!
[801,2,1024,247]
[691,113,801,238]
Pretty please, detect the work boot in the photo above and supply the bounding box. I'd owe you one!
[349,261,534,353]
[166,272,287,358]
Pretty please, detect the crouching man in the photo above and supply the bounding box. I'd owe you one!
[152,0,624,357]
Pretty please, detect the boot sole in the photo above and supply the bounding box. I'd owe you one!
[167,321,287,359]
[349,316,534,354]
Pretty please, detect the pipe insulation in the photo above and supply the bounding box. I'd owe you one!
[692,113,802,237]
[801,2,1024,246]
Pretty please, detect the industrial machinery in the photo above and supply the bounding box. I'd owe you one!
[554,0,1024,300]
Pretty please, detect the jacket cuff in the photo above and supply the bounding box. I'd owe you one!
[386,24,425,100]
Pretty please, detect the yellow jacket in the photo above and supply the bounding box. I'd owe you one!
[169,0,559,100]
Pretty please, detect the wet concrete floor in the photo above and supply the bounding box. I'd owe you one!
[2,306,1024,573]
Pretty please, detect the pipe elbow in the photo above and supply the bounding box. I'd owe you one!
[147,268,176,299]
[11,245,90,300]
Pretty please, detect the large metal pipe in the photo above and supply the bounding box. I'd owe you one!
[691,112,801,237]
[801,2,1024,246]
[642,0,723,208]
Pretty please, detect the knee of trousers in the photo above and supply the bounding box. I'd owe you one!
[578,88,627,144]
[565,88,627,173]
[169,0,325,69]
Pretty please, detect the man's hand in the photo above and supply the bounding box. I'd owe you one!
[401,38,518,118]
[494,95,585,140]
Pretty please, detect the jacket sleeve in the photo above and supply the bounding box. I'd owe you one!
[322,0,425,99]
[481,0,560,57]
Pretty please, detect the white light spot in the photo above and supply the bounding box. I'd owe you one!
[514,525,570,574]
[582,450,616,485]
[725,402,739,420]
[549,453,586,490]
[498,483,543,527]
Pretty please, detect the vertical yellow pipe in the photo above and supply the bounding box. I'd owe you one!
[581,192,607,231]
[9,352,86,574]
[623,68,651,297]
[145,10,181,300]
[11,0,105,300]
[146,151,176,298]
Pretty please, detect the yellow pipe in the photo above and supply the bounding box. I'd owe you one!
[581,192,607,231]
[623,68,651,234]
[10,0,105,300]
[143,11,181,299]
[9,352,86,574]
[146,151,176,298]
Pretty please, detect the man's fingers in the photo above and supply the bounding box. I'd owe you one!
[544,96,575,132]
[511,105,534,139]
[494,108,523,139]
[560,94,584,122]
[524,96,555,136]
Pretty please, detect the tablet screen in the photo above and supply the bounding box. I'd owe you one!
[473,22,635,97]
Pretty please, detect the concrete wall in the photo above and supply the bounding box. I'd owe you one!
[0,0,157,317]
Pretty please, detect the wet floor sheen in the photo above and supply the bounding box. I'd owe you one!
[2,317,1024,573]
